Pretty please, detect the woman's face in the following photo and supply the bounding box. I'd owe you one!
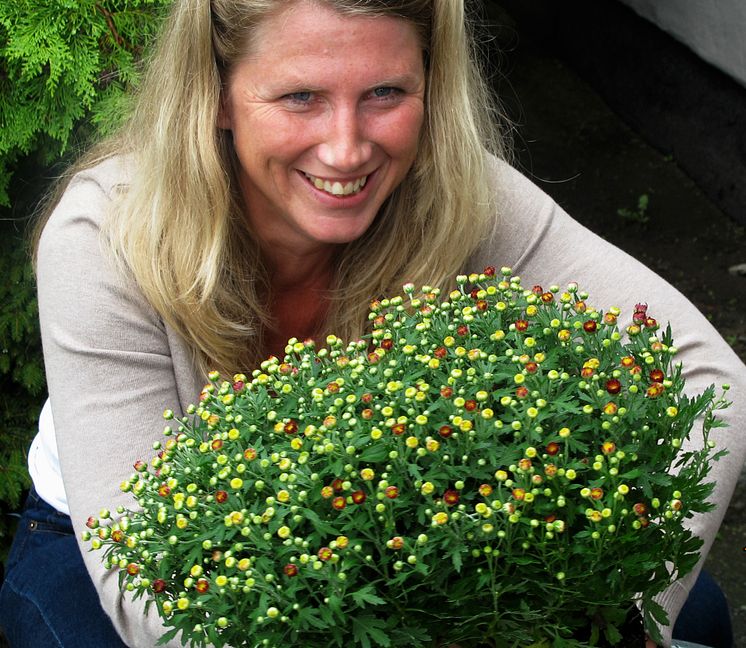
[219,1,426,256]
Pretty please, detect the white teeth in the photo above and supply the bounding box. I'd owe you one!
[304,172,368,196]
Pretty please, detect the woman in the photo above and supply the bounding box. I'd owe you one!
[0,1,744,646]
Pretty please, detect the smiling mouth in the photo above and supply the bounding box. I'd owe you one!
[303,172,368,197]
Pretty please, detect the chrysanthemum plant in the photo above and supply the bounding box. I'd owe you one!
[85,267,729,648]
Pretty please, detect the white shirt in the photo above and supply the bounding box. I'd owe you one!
[28,398,70,515]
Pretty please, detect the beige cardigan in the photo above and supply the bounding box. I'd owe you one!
[37,156,746,647]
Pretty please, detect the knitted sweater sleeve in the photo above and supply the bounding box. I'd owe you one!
[470,159,746,647]
[36,159,198,647]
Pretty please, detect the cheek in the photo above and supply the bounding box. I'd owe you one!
[375,106,425,159]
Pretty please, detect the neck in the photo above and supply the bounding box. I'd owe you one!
[259,242,337,359]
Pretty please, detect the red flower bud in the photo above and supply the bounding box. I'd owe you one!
[152,579,167,593]
[434,346,447,359]
[195,578,210,593]
[438,425,453,438]
[391,423,406,436]
[385,486,399,499]
[215,490,228,503]
[464,399,477,411]
[646,383,664,398]
[457,324,469,336]
[332,479,344,492]
[284,564,299,577]
[515,319,529,332]
[440,386,453,398]
[443,489,460,506]
[284,419,298,434]
[476,299,488,311]
[583,320,597,333]
[515,386,529,399]
[211,439,223,451]
[351,490,366,504]
[541,292,554,303]
[232,380,245,392]
[332,496,346,510]
[380,338,394,350]
[484,266,496,277]
[546,442,560,456]
[649,369,664,383]
[605,379,622,394]
[126,563,140,576]
[318,547,333,561]
[525,362,538,374]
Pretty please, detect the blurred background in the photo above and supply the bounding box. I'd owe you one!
[0,0,744,644]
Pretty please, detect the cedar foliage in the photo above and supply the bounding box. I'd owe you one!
[0,0,171,564]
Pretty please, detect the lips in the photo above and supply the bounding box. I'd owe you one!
[303,171,368,196]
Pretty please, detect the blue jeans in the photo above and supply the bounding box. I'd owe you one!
[0,488,127,647]
[673,568,734,648]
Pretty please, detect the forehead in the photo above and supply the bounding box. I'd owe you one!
[226,1,426,92]
[244,1,423,66]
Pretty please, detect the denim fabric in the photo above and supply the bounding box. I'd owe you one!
[673,569,734,648]
[0,488,127,647]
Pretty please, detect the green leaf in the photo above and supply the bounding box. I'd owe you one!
[351,585,386,608]
[351,616,391,648]
[358,444,389,462]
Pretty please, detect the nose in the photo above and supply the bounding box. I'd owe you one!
[317,106,373,172]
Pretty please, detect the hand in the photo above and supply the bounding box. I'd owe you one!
[646,638,658,648]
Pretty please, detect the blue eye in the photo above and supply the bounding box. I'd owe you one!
[286,91,312,103]
[372,87,396,98]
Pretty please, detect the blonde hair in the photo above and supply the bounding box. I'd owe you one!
[37,0,507,374]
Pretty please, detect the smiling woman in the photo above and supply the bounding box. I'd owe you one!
[218,3,426,268]
[0,0,745,647]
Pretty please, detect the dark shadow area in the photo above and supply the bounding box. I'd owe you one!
[481,2,746,645]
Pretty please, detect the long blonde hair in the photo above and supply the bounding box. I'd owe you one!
[37,0,507,374]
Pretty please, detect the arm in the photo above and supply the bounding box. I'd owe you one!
[37,159,202,647]
[473,159,746,647]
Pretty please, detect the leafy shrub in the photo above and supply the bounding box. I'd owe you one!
[0,0,171,206]
[0,0,172,564]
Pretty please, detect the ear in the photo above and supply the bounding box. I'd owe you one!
[216,91,232,130]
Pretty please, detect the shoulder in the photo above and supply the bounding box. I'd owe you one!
[471,157,568,273]
[37,155,133,278]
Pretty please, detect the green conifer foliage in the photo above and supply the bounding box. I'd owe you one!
[0,0,171,563]
[0,0,171,206]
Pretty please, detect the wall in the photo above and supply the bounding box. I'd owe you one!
[618,0,746,89]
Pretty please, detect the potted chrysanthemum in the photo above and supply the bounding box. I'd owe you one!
[85,267,728,648]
